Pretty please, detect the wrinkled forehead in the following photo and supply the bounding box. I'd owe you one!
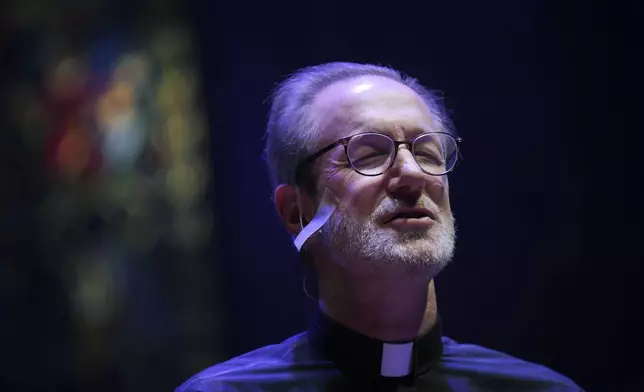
[310,76,438,144]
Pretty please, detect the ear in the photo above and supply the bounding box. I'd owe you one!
[274,184,314,236]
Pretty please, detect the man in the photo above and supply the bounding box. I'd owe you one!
[176,62,583,391]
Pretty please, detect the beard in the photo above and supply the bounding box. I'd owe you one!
[319,197,456,276]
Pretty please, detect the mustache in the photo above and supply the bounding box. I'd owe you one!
[372,198,442,222]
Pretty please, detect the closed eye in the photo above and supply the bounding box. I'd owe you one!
[415,152,444,166]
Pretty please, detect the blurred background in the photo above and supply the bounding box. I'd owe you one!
[0,0,641,391]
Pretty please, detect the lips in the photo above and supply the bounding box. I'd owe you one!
[382,208,436,224]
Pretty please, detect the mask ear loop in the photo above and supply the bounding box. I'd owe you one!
[299,202,306,231]
[301,253,317,302]
[293,186,338,302]
[292,187,336,252]
[295,188,316,302]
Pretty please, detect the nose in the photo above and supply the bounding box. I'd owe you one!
[386,147,426,198]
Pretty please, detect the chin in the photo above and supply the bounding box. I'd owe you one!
[392,244,449,266]
[392,228,433,243]
[388,229,455,269]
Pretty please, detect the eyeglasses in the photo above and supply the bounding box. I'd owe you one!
[295,131,463,181]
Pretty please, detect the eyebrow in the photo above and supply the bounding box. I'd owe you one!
[349,125,436,139]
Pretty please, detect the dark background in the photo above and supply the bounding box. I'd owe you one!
[2,0,642,391]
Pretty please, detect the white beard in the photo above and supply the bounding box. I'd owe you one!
[320,198,456,276]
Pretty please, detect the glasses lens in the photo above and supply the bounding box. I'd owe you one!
[347,133,394,175]
[413,133,458,175]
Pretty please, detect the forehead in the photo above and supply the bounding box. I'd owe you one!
[310,75,437,143]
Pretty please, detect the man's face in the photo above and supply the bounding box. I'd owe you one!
[309,76,456,277]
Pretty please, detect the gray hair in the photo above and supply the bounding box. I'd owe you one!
[263,62,454,193]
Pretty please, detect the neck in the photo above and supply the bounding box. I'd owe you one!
[317,267,438,342]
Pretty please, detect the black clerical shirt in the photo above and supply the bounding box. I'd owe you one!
[176,310,583,391]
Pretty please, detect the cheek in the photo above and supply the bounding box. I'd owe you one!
[428,177,450,210]
[337,176,382,218]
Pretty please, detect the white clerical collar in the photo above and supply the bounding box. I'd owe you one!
[308,308,444,379]
[381,341,415,377]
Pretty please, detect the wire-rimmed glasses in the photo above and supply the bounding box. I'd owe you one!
[295,131,462,181]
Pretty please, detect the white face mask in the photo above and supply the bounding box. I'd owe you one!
[293,187,338,252]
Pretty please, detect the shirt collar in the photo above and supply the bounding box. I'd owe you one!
[307,307,443,382]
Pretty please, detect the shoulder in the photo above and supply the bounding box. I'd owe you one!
[174,333,313,392]
[440,336,584,391]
